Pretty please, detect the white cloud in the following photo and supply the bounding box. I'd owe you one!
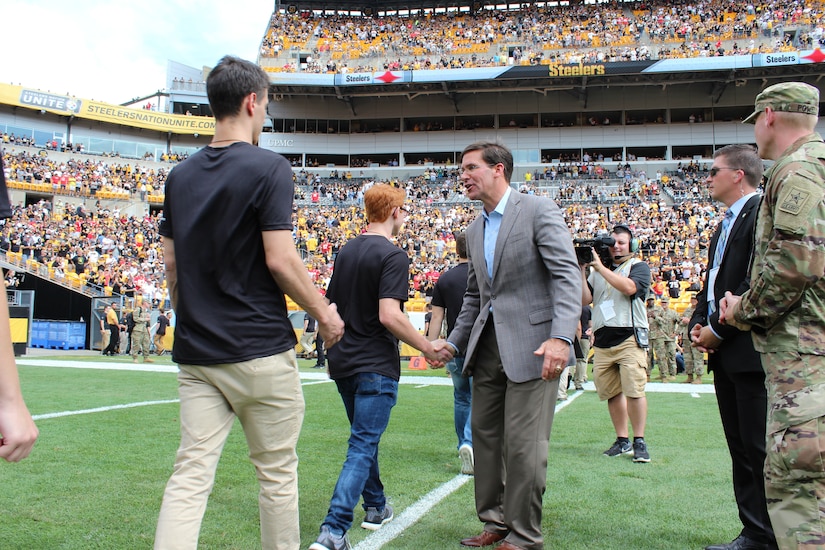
[4,0,273,104]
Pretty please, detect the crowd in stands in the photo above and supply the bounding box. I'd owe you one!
[259,0,825,73]
[2,144,723,305]
[2,146,169,200]
[0,198,166,306]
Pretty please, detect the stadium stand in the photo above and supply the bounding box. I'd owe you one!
[2,0,825,325]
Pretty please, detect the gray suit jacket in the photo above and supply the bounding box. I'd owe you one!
[447,190,581,383]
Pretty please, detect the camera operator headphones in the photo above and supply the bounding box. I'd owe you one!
[613,224,640,253]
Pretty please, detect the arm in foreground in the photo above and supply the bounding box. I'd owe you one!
[0,300,38,462]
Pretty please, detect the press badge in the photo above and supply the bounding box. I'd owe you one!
[707,267,719,306]
[600,299,616,320]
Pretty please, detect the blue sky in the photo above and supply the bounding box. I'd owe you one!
[5,0,274,105]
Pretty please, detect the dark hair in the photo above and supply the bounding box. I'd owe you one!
[612,224,633,240]
[206,56,270,120]
[712,144,763,189]
[461,141,514,182]
[454,231,467,259]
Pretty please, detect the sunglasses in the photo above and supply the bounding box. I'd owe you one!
[708,167,741,177]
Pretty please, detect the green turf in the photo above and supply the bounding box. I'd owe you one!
[1,358,740,549]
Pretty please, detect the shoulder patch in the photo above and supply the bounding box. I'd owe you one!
[778,185,811,216]
[774,173,825,234]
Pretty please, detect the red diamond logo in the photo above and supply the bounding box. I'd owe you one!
[375,71,401,83]
[803,48,825,63]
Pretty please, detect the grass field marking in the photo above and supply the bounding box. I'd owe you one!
[354,474,473,550]
[18,358,179,373]
[32,399,180,420]
[355,389,585,549]
[691,392,702,398]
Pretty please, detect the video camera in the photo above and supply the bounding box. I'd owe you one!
[573,234,615,266]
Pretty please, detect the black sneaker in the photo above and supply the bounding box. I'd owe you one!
[632,439,651,463]
[309,525,351,550]
[603,438,632,457]
[361,504,394,531]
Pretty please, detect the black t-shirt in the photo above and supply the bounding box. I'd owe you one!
[304,313,316,333]
[430,262,468,336]
[592,261,651,349]
[326,234,410,381]
[157,314,170,336]
[159,142,296,364]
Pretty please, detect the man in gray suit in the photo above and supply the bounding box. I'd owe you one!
[435,141,581,550]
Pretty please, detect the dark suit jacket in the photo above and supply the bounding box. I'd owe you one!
[690,194,761,374]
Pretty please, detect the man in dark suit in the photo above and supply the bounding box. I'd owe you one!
[435,141,581,550]
[690,144,777,550]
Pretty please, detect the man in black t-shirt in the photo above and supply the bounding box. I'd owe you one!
[310,185,442,550]
[154,56,344,550]
[301,312,317,358]
[427,231,473,475]
[574,305,593,391]
[152,309,170,355]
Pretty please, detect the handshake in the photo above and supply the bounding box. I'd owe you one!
[422,339,457,369]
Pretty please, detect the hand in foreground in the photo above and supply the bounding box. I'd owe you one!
[318,303,345,348]
[586,247,604,271]
[719,292,751,331]
[690,323,720,354]
[0,399,38,462]
[535,338,570,381]
[427,339,454,368]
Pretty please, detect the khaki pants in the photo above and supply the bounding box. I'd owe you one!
[299,330,316,354]
[100,328,110,352]
[155,352,305,550]
[153,332,166,355]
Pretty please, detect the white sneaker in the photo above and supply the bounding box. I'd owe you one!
[459,444,474,475]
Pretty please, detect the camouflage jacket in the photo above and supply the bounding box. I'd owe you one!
[648,305,679,341]
[132,305,151,331]
[680,305,695,337]
[735,132,825,355]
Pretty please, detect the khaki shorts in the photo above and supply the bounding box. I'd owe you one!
[593,335,648,400]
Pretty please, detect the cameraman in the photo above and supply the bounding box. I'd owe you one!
[582,225,652,463]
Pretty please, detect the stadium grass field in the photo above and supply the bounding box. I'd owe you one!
[1,353,742,549]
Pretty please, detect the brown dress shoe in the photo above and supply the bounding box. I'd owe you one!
[498,543,526,550]
[460,531,506,547]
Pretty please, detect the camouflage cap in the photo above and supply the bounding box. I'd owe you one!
[743,82,820,124]
[660,295,670,302]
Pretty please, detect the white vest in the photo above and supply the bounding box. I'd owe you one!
[590,258,649,332]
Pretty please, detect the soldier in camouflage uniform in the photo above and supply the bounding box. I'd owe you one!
[679,295,704,383]
[130,297,154,364]
[722,82,825,550]
[648,295,679,381]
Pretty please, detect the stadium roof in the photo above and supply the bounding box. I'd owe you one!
[277,0,532,14]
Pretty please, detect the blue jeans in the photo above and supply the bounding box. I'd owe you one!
[323,372,398,535]
[447,357,472,449]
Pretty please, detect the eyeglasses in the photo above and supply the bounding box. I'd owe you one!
[396,206,410,215]
[708,167,742,177]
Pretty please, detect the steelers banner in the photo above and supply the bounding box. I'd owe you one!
[0,83,215,136]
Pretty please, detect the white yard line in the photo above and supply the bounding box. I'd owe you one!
[354,474,473,550]
[32,399,180,420]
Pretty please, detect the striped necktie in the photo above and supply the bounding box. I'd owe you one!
[708,209,733,316]
[712,209,734,269]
